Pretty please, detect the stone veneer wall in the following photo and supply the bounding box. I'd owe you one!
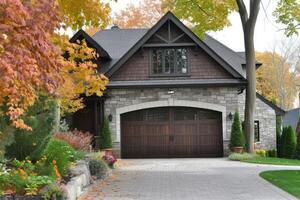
[238,92,276,150]
[105,87,240,157]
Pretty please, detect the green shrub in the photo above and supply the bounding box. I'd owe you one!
[100,116,112,150]
[255,149,267,157]
[5,94,56,161]
[228,153,259,161]
[294,132,300,159]
[89,160,109,179]
[280,126,297,159]
[229,112,245,149]
[42,139,81,177]
[267,149,277,157]
[0,105,15,159]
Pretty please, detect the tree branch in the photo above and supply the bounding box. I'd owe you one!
[188,0,211,17]
[236,0,248,27]
[248,0,261,30]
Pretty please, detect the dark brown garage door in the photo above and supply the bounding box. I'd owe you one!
[121,107,223,158]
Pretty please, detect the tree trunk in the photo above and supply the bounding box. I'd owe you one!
[244,31,256,153]
[237,0,260,153]
[53,99,61,133]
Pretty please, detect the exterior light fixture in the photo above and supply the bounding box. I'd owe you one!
[228,112,233,120]
[167,89,174,94]
[108,114,113,122]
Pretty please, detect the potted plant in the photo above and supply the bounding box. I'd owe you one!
[229,112,245,153]
[100,116,113,156]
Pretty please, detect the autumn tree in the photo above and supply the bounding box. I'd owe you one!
[55,36,109,116]
[256,40,300,110]
[0,0,63,130]
[54,0,111,119]
[114,0,165,28]
[57,0,111,30]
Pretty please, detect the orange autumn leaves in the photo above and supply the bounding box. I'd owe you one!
[0,0,63,130]
[0,0,108,129]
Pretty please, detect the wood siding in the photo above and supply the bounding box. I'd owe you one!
[111,47,233,81]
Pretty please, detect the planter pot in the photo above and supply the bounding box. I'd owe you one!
[104,149,113,156]
[231,146,244,153]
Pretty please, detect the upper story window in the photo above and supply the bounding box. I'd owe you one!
[151,48,188,75]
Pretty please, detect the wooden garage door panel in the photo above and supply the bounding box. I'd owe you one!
[121,107,222,158]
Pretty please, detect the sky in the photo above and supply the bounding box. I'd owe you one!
[109,0,293,52]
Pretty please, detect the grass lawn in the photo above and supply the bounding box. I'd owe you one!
[242,157,300,166]
[260,170,300,199]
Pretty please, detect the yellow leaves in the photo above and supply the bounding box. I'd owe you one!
[162,0,237,37]
[58,39,108,115]
[256,51,300,109]
[56,0,111,30]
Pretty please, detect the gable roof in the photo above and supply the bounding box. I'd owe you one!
[71,12,251,79]
[70,29,111,59]
[256,93,285,116]
[106,12,245,78]
[283,108,299,129]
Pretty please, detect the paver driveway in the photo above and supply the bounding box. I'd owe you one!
[83,158,300,200]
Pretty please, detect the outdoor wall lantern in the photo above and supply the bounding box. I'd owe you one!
[228,112,233,120]
[108,114,113,122]
[167,89,174,94]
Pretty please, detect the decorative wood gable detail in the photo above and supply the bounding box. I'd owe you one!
[144,20,195,47]
[105,12,244,79]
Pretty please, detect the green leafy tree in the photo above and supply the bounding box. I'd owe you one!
[100,116,113,150]
[229,112,245,149]
[280,126,297,158]
[274,0,300,36]
[5,94,56,161]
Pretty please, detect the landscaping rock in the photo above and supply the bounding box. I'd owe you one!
[65,160,92,200]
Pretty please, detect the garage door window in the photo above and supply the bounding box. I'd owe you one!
[146,108,169,121]
[174,108,197,121]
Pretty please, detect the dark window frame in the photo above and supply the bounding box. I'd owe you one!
[241,120,260,143]
[149,47,189,77]
[254,120,260,142]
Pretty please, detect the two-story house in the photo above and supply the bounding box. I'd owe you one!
[70,12,285,158]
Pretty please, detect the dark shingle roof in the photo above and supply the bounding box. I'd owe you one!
[72,12,264,78]
[91,28,247,76]
[202,35,246,77]
[92,29,148,72]
[283,108,300,130]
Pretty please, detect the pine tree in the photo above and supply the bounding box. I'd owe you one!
[294,133,300,159]
[281,126,296,158]
[229,112,245,149]
[100,116,112,150]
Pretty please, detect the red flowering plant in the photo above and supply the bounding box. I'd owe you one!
[102,154,117,168]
